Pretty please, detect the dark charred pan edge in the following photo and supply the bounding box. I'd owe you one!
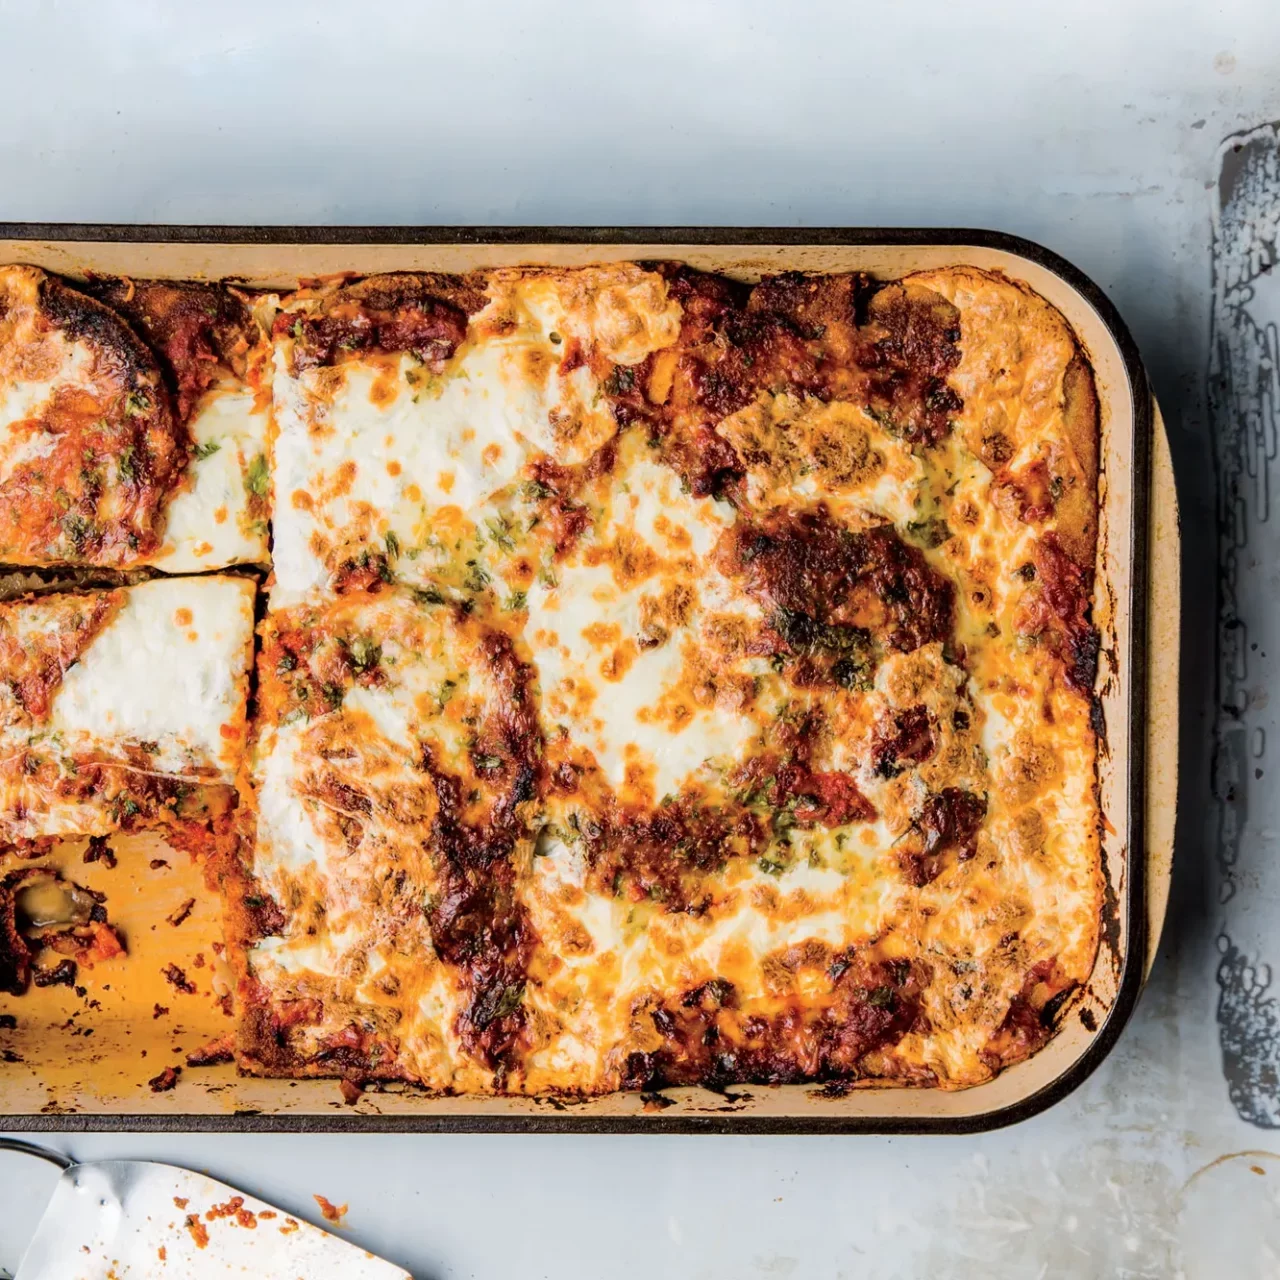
[0,224,1152,1136]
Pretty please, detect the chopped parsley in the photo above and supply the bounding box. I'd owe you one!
[736,776,776,808]
[475,982,525,1027]
[905,516,952,549]
[484,515,516,552]
[758,850,791,877]
[61,512,93,551]
[435,678,457,711]
[245,453,269,499]
[346,636,381,674]
[463,560,491,593]
[604,366,635,396]
[192,440,221,461]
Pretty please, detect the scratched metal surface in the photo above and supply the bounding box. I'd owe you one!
[1212,124,1280,1132]
[2,1,1280,1275]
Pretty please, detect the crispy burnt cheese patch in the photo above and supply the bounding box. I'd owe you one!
[86,278,275,571]
[237,588,545,1090]
[0,266,188,567]
[0,576,256,844]
[266,267,681,606]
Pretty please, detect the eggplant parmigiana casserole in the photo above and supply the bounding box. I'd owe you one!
[0,261,1102,1095]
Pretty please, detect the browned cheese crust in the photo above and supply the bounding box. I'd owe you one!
[0,262,1102,1099]
[0,267,188,567]
[84,277,261,424]
[236,263,1102,1095]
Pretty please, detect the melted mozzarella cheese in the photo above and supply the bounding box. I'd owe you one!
[49,576,256,780]
[526,444,761,801]
[270,349,531,601]
[530,566,762,800]
[269,269,681,606]
[252,717,330,876]
[505,266,682,367]
[245,590,525,1091]
[146,384,270,572]
[0,576,256,842]
[250,699,472,1087]
[520,823,905,1092]
[721,394,929,526]
[237,265,1105,1096]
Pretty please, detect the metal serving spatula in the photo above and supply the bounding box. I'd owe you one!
[2,1141,411,1279]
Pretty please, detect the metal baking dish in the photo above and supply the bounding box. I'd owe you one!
[0,226,1177,1134]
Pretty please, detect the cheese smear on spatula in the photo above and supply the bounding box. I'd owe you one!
[16,1159,411,1279]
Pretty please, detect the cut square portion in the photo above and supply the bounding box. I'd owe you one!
[0,268,272,572]
[0,267,187,568]
[266,267,680,605]
[232,587,543,1090]
[86,279,274,572]
[0,575,257,843]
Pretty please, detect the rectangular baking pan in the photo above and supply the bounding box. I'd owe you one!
[0,226,1176,1134]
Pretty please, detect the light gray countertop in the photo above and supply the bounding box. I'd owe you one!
[2,0,1280,1274]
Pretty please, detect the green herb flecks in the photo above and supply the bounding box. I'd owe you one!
[245,453,269,500]
[474,982,525,1028]
[61,512,94,552]
[347,636,382,674]
[603,366,635,396]
[758,849,792,877]
[484,515,516,553]
[905,516,952,550]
